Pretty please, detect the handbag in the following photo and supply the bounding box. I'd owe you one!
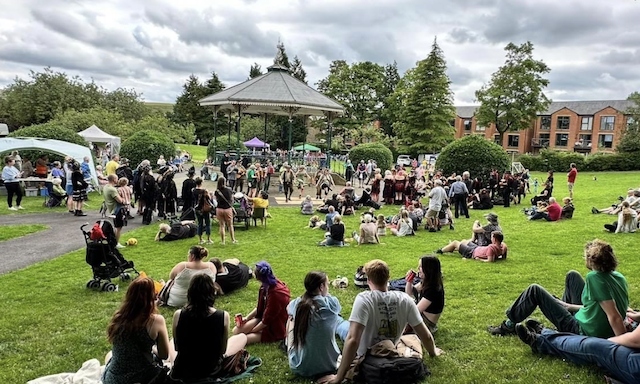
[157,279,174,306]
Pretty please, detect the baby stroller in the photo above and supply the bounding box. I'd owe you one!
[232,192,251,230]
[81,220,138,292]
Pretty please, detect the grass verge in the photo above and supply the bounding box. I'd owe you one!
[0,224,48,242]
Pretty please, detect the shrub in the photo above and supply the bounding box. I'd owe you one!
[436,135,509,181]
[517,153,544,171]
[538,149,585,173]
[348,143,393,172]
[120,130,175,168]
[9,123,88,146]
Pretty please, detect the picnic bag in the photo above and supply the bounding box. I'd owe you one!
[355,337,430,384]
[354,266,368,289]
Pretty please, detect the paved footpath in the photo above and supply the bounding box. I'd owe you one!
[0,210,143,275]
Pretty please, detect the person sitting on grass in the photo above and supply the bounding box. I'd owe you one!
[170,274,248,383]
[405,255,445,334]
[488,239,628,338]
[470,212,502,246]
[436,231,507,262]
[102,277,174,384]
[352,214,380,245]
[561,197,575,219]
[528,197,562,221]
[318,214,345,247]
[604,201,638,233]
[593,189,640,215]
[165,246,217,308]
[285,271,350,380]
[514,310,640,384]
[300,195,314,215]
[233,261,291,344]
[319,259,442,384]
[155,221,198,242]
[390,210,414,237]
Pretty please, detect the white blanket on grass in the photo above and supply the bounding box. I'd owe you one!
[28,359,104,384]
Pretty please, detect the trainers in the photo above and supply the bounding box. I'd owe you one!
[116,243,126,249]
[17,206,25,210]
[488,321,516,336]
[524,318,544,334]
[449,224,455,230]
[435,249,443,254]
[199,239,206,245]
[515,323,538,347]
[8,206,17,211]
[592,207,599,214]
[232,240,239,244]
[206,239,214,244]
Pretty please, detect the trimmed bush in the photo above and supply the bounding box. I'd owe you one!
[436,135,509,181]
[121,130,175,168]
[9,123,88,147]
[348,143,393,172]
[517,151,640,172]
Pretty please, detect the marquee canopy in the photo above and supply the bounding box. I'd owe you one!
[78,125,120,153]
[0,137,98,185]
[243,137,269,148]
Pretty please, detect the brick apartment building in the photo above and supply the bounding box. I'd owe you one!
[454,100,636,154]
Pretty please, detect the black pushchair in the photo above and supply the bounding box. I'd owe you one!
[81,220,139,292]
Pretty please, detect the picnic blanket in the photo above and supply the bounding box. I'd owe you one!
[28,358,103,384]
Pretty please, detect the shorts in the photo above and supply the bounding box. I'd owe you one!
[65,185,74,196]
[568,182,574,191]
[458,242,478,259]
[426,208,440,218]
[216,207,234,222]
[113,209,126,228]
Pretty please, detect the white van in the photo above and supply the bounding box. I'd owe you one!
[0,123,8,136]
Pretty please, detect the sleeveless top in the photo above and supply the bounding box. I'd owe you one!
[102,327,162,384]
[171,309,225,382]
[167,268,216,307]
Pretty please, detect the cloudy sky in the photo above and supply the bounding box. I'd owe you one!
[1,0,639,105]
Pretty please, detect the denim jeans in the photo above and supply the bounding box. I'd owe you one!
[529,211,551,221]
[196,211,211,236]
[506,271,585,334]
[535,329,640,384]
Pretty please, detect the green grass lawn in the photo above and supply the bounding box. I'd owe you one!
[177,143,208,164]
[0,191,102,216]
[0,224,48,242]
[1,171,638,383]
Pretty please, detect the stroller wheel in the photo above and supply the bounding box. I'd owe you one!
[102,282,118,292]
[120,273,131,282]
[87,280,101,289]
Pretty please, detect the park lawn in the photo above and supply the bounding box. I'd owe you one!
[0,191,102,216]
[0,224,48,242]
[1,171,639,383]
[177,143,208,164]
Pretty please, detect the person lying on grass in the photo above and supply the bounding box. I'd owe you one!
[435,231,507,262]
[318,259,442,384]
[514,309,640,384]
[233,261,291,344]
[155,221,198,242]
[285,271,349,380]
[488,239,629,338]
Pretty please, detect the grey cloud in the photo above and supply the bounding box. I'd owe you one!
[143,5,277,57]
[479,1,615,46]
[132,26,153,50]
[447,61,475,86]
[447,27,479,44]
[597,49,640,65]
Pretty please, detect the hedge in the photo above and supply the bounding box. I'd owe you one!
[120,130,175,168]
[518,150,640,172]
[9,123,88,147]
[348,143,393,172]
[436,135,510,182]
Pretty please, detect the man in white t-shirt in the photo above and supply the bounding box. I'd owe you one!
[322,259,442,384]
[426,179,447,232]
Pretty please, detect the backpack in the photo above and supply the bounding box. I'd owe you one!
[354,266,368,289]
[355,354,430,384]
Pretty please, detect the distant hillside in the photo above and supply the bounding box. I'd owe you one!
[145,102,174,114]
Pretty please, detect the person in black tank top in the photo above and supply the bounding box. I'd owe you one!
[171,274,247,382]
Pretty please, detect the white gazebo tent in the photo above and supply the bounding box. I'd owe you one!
[78,125,121,154]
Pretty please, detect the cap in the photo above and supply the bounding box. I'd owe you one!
[484,212,499,223]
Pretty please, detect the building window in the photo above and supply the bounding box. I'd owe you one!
[555,133,568,147]
[507,134,519,147]
[463,119,471,131]
[540,116,551,130]
[494,134,501,145]
[580,116,593,131]
[627,116,636,129]
[600,116,615,131]
[598,134,613,148]
[557,116,570,130]
[450,119,456,127]
[576,134,592,147]
[476,124,486,132]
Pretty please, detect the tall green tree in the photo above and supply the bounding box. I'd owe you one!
[248,63,263,79]
[475,41,551,144]
[291,56,307,83]
[172,73,225,141]
[392,39,456,155]
[617,92,640,153]
[380,61,401,136]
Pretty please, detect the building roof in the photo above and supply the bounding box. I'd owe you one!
[199,64,344,117]
[456,100,635,118]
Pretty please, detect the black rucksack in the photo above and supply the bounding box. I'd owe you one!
[356,354,430,384]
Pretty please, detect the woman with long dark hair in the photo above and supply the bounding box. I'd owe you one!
[286,271,349,379]
[170,274,248,382]
[103,278,173,384]
[214,176,237,244]
[233,261,290,344]
[405,255,445,333]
